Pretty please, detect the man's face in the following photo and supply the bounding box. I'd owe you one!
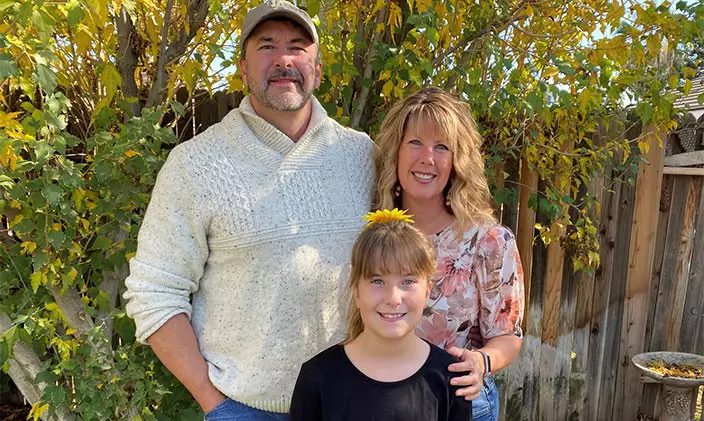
[240,20,321,112]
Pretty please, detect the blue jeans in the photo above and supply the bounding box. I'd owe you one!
[204,399,289,421]
[472,375,499,421]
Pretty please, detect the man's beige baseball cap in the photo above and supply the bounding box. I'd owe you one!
[241,0,319,50]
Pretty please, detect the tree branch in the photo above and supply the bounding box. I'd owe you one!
[350,6,387,129]
[145,0,174,109]
[433,1,530,68]
[47,285,94,337]
[116,5,141,118]
[0,313,75,421]
[145,0,209,108]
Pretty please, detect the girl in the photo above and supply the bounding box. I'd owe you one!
[289,209,472,421]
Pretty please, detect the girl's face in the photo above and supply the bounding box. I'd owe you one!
[353,271,431,342]
[397,117,453,206]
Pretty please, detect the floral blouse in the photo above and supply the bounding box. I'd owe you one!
[416,222,525,350]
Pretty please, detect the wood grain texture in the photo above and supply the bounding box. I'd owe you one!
[614,126,665,421]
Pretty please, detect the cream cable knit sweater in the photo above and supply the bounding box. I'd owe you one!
[123,96,374,412]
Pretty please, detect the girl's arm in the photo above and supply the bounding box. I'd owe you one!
[289,364,323,421]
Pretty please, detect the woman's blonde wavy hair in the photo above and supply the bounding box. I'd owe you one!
[373,87,496,236]
[346,220,436,342]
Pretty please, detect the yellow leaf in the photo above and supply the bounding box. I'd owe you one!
[74,26,93,55]
[67,267,78,281]
[110,376,121,384]
[126,251,136,259]
[543,67,559,79]
[99,63,122,101]
[21,241,37,254]
[124,150,139,158]
[30,272,43,293]
[80,218,89,230]
[684,79,693,95]
[29,402,49,421]
[382,80,394,97]
[0,111,22,130]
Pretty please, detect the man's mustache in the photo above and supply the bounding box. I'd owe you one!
[266,69,303,85]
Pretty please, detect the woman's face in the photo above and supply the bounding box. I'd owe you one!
[397,117,453,205]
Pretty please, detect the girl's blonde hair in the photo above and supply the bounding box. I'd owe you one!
[346,221,436,342]
[373,87,496,235]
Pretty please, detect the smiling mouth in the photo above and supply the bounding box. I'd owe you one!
[268,78,300,85]
[412,171,436,180]
[378,312,406,321]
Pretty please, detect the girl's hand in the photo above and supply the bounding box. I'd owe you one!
[445,346,485,400]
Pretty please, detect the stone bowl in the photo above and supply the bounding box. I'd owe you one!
[632,352,704,388]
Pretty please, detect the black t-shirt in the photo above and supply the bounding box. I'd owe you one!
[289,341,472,421]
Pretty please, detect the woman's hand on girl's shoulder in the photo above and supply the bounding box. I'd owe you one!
[445,346,484,400]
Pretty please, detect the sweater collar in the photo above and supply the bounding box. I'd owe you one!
[238,95,329,156]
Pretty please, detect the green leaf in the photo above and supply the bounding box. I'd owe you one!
[48,230,65,249]
[0,341,8,367]
[426,28,439,45]
[66,1,85,26]
[697,92,704,105]
[2,325,19,348]
[35,370,59,385]
[0,54,18,80]
[92,235,111,250]
[0,175,14,189]
[34,64,57,93]
[41,184,63,206]
[170,100,186,117]
[34,141,55,163]
[307,0,320,16]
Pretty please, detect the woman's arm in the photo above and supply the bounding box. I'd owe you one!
[446,334,522,399]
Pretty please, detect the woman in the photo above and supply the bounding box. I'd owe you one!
[373,87,524,421]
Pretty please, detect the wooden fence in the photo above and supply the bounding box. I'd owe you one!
[494,119,704,420]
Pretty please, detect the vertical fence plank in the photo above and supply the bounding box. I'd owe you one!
[517,159,538,327]
[584,151,622,420]
[639,173,674,419]
[521,179,547,421]
[568,175,606,420]
[597,173,637,421]
[665,177,701,349]
[614,126,665,421]
[538,238,565,421]
[680,177,704,355]
[648,176,690,352]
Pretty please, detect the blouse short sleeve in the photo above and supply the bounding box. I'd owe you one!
[474,225,524,340]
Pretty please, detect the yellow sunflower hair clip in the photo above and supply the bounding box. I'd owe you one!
[363,209,414,227]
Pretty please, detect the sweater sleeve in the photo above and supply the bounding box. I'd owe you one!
[123,147,209,344]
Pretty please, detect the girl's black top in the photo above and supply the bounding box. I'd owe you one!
[289,341,472,421]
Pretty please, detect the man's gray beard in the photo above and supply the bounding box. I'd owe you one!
[249,82,313,112]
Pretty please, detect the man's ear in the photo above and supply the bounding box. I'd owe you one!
[314,60,322,89]
[239,59,248,86]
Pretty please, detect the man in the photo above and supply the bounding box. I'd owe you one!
[123,1,374,418]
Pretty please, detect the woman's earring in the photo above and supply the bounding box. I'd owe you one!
[445,197,451,207]
[394,184,401,197]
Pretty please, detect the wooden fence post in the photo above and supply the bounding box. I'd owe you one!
[614,125,665,420]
